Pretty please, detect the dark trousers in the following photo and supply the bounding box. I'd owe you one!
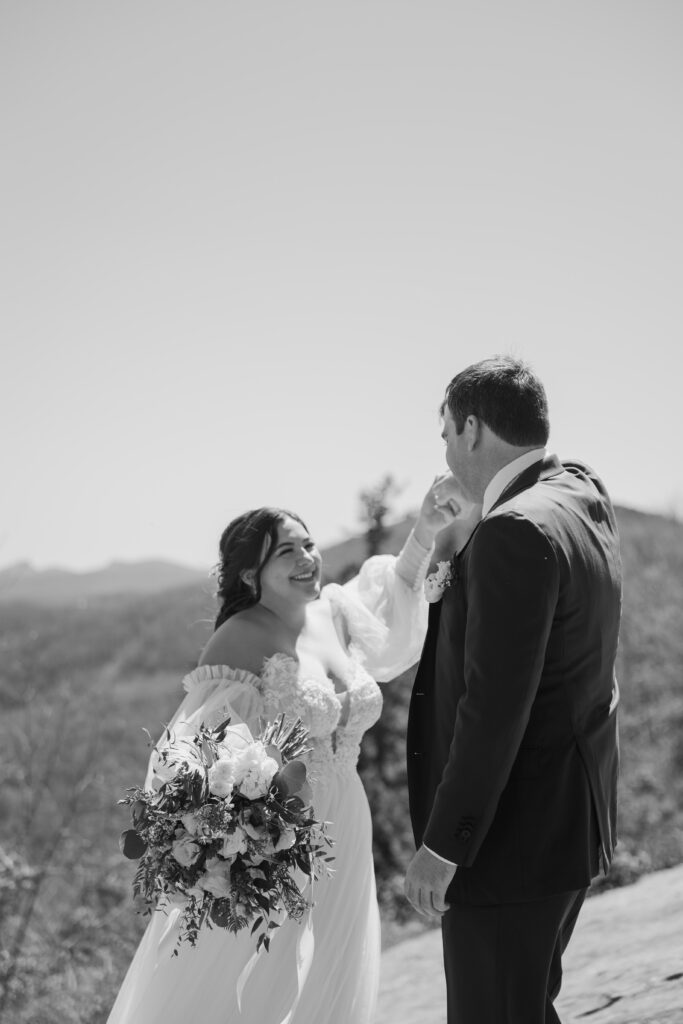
[441,888,587,1024]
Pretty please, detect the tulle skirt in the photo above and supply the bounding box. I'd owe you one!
[106,770,380,1024]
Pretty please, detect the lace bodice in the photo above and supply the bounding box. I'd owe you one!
[178,650,383,785]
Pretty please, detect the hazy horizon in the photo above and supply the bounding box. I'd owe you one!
[0,500,671,577]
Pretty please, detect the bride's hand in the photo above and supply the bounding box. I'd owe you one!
[414,474,481,549]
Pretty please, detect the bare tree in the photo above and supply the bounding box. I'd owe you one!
[358,475,403,559]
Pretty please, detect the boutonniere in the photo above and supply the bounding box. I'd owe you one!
[423,561,453,603]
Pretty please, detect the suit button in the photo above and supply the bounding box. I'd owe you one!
[459,828,472,840]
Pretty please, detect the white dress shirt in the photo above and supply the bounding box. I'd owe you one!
[481,447,548,516]
[424,446,548,867]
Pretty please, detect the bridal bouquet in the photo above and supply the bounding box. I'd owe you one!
[119,714,333,954]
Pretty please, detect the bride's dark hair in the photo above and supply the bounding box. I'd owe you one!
[213,507,309,630]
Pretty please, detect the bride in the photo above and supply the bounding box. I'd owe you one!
[106,475,472,1024]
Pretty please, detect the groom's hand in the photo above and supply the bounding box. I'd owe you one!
[404,845,456,920]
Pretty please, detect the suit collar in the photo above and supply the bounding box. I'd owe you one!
[482,448,547,515]
[488,452,563,514]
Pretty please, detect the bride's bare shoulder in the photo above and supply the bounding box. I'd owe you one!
[198,610,275,676]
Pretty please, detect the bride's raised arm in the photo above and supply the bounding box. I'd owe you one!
[323,474,480,682]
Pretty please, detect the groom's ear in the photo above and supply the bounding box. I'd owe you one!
[465,415,481,451]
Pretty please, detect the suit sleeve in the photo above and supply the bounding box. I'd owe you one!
[422,512,559,864]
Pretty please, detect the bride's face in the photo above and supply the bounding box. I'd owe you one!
[258,517,322,606]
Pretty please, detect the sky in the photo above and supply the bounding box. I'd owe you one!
[2,1,682,572]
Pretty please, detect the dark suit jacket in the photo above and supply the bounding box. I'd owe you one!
[407,455,622,904]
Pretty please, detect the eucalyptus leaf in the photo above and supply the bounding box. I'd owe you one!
[119,829,147,860]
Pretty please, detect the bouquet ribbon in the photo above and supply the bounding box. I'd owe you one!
[236,906,315,1023]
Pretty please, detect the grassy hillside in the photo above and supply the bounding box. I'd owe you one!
[0,505,681,1022]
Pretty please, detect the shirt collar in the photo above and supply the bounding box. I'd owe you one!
[482,448,548,516]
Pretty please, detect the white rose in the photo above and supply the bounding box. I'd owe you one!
[233,742,278,800]
[171,834,203,868]
[180,811,202,836]
[221,827,248,858]
[238,771,273,801]
[208,756,238,798]
[200,856,233,898]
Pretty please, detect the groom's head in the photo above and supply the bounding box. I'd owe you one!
[440,356,549,500]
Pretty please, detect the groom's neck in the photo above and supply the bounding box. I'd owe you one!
[474,442,541,502]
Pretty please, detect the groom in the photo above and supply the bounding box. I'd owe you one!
[405,357,621,1024]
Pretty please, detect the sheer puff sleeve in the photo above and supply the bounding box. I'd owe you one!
[144,665,265,791]
[323,529,431,682]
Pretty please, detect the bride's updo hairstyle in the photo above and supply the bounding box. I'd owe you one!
[213,507,309,630]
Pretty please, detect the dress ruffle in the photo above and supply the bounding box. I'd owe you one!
[182,663,262,693]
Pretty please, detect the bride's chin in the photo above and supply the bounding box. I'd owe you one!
[287,581,321,603]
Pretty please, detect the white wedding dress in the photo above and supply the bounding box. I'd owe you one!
[106,537,429,1024]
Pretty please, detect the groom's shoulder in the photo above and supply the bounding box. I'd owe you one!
[507,457,616,531]
[557,458,616,508]
[559,457,605,484]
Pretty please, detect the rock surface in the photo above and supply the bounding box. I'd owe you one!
[376,865,683,1023]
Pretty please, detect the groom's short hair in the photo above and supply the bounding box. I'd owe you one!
[442,356,550,446]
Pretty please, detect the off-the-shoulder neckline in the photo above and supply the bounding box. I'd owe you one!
[183,647,366,694]
[182,663,262,692]
[182,653,301,691]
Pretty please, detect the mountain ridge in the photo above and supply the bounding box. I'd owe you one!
[0,504,678,606]
[0,557,209,605]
